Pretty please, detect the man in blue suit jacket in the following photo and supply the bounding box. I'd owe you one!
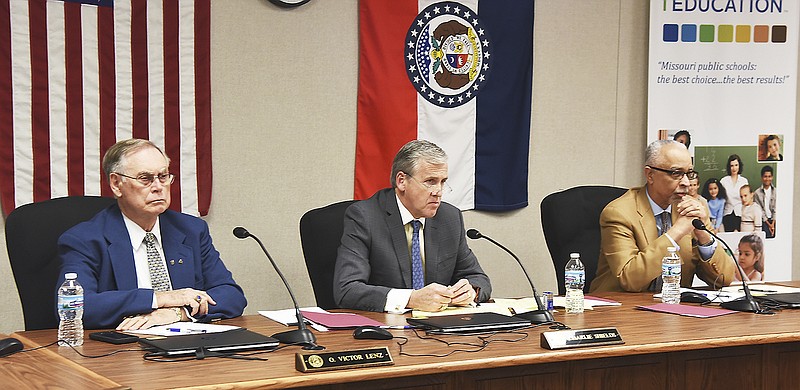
[334,140,491,312]
[57,139,246,330]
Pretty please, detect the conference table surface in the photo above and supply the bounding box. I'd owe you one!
[10,283,800,389]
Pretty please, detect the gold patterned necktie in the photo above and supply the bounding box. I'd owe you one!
[144,232,171,291]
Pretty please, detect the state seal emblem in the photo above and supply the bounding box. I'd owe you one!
[404,2,492,107]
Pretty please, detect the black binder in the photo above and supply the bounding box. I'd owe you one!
[139,328,279,356]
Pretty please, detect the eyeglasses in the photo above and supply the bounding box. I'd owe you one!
[646,166,698,181]
[404,173,453,195]
[114,172,175,186]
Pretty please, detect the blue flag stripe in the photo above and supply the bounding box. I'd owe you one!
[474,0,534,211]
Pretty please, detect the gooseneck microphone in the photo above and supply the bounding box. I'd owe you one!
[233,227,323,350]
[691,219,762,313]
[467,229,554,324]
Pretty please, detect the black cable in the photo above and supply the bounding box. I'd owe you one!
[397,327,531,358]
[18,339,148,358]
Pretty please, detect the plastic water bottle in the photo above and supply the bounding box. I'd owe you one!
[564,253,585,314]
[58,273,84,346]
[661,247,681,304]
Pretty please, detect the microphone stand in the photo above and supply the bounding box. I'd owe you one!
[467,229,554,324]
[233,227,324,350]
[691,220,762,313]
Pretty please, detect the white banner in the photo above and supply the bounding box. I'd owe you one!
[648,0,797,283]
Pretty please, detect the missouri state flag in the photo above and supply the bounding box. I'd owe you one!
[355,0,533,211]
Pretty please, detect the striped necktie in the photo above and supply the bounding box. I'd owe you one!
[658,211,672,236]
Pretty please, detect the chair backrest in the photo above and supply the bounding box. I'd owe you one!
[5,196,116,330]
[299,200,356,310]
[540,186,627,295]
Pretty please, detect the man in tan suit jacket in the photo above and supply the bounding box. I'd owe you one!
[590,140,735,293]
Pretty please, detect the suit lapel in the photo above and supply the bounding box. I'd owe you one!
[159,213,194,289]
[105,207,139,291]
[380,190,414,289]
[635,187,658,245]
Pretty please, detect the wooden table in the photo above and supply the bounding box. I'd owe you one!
[10,286,800,389]
[0,333,124,389]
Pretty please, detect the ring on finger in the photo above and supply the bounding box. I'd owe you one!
[195,295,202,303]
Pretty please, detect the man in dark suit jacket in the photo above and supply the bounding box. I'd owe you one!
[57,139,246,330]
[334,140,491,312]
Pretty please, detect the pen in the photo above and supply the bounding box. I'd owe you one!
[167,328,207,333]
[380,325,413,329]
[745,288,776,293]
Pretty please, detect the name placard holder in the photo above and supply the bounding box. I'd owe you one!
[296,347,394,372]
[540,327,623,350]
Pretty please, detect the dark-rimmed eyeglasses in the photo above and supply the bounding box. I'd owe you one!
[114,172,175,187]
[404,173,453,195]
[646,166,698,181]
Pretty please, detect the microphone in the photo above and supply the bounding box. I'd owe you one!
[691,219,762,313]
[466,229,554,324]
[233,227,323,350]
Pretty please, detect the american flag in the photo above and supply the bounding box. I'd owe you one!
[0,0,212,217]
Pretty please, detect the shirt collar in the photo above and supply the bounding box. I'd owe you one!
[122,213,163,250]
[395,193,426,227]
[645,187,672,216]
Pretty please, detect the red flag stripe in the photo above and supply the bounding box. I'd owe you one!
[354,1,419,199]
[162,0,181,212]
[64,2,84,196]
[194,0,211,214]
[97,5,115,198]
[130,0,147,139]
[29,0,50,202]
[0,0,13,214]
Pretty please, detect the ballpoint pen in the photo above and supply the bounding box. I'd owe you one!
[380,325,413,329]
[166,328,207,333]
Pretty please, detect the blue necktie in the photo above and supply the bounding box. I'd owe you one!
[411,220,424,290]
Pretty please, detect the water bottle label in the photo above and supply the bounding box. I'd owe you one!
[58,295,84,311]
[662,263,681,277]
[565,270,585,284]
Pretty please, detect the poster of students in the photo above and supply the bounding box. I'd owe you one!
[648,1,796,284]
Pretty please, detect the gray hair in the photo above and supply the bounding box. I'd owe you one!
[390,140,447,188]
[102,138,170,180]
[645,139,681,166]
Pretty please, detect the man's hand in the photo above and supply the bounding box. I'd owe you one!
[408,283,454,312]
[670,196,709,239]
[155,288,216,316]
[447,279,476,306]
[116,308,179,331]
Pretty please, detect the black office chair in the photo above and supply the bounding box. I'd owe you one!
[299,200,356,310]
[5,196,116,330]
[540,185,627,295]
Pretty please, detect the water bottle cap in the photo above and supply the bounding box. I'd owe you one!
[65,272,77,279]
[667,247,677,252]
[570,253,580,258]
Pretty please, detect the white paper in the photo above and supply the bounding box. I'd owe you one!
[126,322,240,337]
[258,307,329,332]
